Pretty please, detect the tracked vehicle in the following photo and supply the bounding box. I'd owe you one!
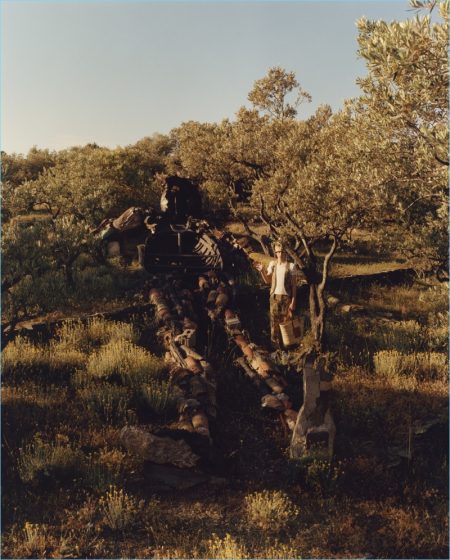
[97,176,223,274]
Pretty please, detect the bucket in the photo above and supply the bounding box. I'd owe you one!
[279,317,304,347]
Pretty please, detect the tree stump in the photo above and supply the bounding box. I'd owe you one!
[290,354,335,460]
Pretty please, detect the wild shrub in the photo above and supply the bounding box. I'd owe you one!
[427,311,449,352]
[86,339,165,386]
[18,436,85,483]
[56,317,138,354]
[99,485,143,531]
[205,533,248,559]
[78,383,132,425]
[85,448,126,491]
[257,540,300,559]
[4,272,70,320]
[140,380,180,416]
[372,320,424,353]
[304,459,345,497]
[2,336,85,382]
[2,336,49,379]
[373,350,448,382]
[244,490,299,531]
[20,522,49,557]
[1,382,68,408]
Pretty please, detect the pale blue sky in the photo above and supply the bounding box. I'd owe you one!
[2,0,414,154]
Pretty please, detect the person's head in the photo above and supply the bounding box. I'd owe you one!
[274,242,287,261]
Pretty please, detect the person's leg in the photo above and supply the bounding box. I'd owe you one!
[270,295,286,348]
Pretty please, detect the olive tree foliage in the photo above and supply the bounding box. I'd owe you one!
[171,67,311,225]
[248,66,312,121]
[253,107,379,349]
[1,147,58,221]
[355,0,448,277]
[1,221,52,293]
[1,136,172,326]
[7,138,171,227]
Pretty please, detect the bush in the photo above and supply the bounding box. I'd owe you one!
[78,383,132,425]
[86,339,165,386]
[85,448,126,491]
[20,522,49,557]
[99,485,143,531]
[205,533,248,560]
[373,350,448,381]
[4,272,70,319]
[140,380,180,416]
[372,320,424,353]
[18,436,85,483]
[304,459,345,497]
[56,317,138,353]
[244,490,299,531]
[2,336,85,382]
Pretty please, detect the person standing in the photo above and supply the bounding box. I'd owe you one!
[255,242,297,349]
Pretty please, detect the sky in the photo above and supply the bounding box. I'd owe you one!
[2,0,417,155]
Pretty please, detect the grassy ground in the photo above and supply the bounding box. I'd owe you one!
[1,266,448,558]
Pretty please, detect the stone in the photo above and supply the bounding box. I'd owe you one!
[120,426,199,468]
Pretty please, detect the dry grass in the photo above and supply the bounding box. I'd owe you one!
[17,435,85,483]
[244,490,299,531]
[1,277,448,560]
[99,486,144,531]
[56,317,139,353]
[2,335,85,381]
[205,533,249,559]
[86,339,165,386]
[374,350,448,382]
[78,383,132,425]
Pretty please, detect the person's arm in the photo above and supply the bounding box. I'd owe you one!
[255,261,273,285]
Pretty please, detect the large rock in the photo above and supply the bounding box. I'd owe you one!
[120,426,199,468]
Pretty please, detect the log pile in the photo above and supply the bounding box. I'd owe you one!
[149,285,217,441]
[217,232,336,459]
[220,306,299,432]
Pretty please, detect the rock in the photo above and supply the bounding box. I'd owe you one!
[144,464,209,489]
[338,303,366,315]
[120,426,199,468]
[327,295,340,307]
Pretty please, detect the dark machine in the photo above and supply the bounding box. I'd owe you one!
[142,176,222,273]
[97,176,223,274]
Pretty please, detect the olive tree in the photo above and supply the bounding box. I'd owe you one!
[355,0,448,277]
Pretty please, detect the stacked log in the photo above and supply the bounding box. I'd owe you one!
[149,282,216,442]
[208,295,299,432]
[215,235,336,458]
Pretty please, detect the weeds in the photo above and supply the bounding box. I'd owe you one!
[374,350,448,382]
[140,379,180,416]
[304,459,345,497]
[205,533,248,559]
[21,522,49,557]
[78,383,132,425]
[99,485,143,531]
[56,317,138,353]
[2,336,85,382]
[244,490,299,531]
[18,435,85,483]
[86,339,165,386]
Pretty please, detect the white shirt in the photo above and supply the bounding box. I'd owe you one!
[267,261,296,295]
